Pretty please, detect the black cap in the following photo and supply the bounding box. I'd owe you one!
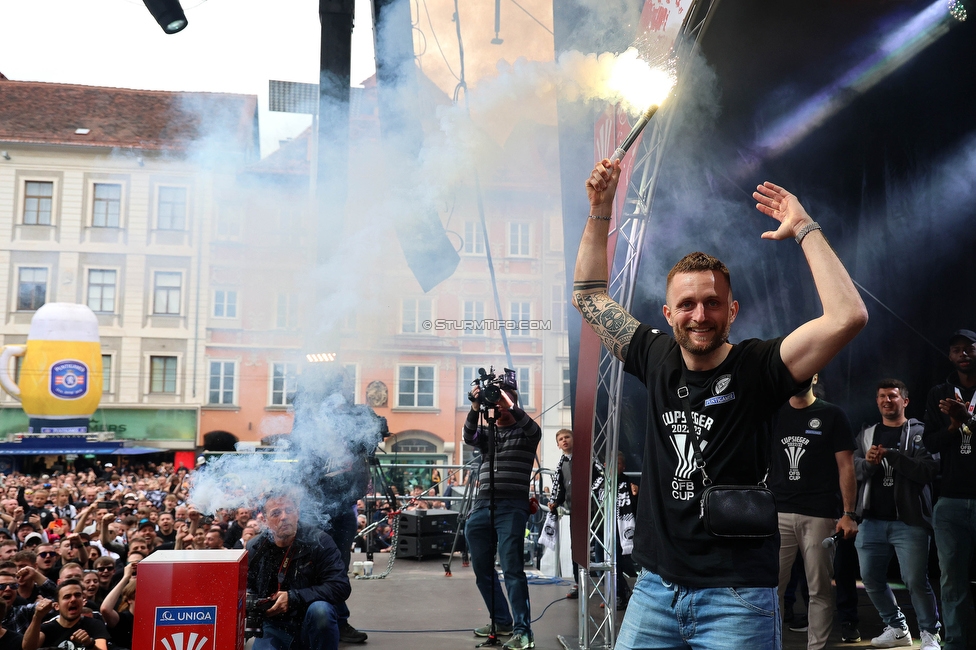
[950,329,976,344]
[0,528,11,540]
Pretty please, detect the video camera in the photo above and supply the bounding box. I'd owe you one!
[468,367,518,407]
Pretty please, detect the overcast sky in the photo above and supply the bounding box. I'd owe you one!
[0,0,378,156]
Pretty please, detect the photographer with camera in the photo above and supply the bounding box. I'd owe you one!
[463,369,541,650]
[246,491,350,650]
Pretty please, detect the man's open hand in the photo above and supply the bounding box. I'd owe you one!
[754,182,814,241]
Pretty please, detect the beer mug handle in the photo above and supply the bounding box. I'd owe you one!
[0,345,26,400]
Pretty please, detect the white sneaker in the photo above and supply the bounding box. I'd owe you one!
[871,626,912,648]
[919,630,941,650]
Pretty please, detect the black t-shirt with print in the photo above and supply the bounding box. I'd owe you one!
[623,324,803,588]
[865,425,902,521]
[39,616,109,649]
[769,398,855,518]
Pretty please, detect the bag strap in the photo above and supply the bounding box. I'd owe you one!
[677,363,712,486]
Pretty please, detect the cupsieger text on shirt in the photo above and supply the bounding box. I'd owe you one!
[623,324,804,588]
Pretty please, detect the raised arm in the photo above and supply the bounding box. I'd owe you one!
[572,159,641,362]
[754,182,868,381]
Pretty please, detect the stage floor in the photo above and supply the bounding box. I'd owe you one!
[340,551,972,649]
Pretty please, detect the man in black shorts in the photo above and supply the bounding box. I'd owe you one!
[23,579,109,650]
[575,160,868,649]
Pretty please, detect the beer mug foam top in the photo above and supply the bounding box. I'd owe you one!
[0,303,103,419]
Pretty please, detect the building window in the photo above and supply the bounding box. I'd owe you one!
[92,183,122,228]
[562,365,572,409]
[216,208,241,239]
[87,269,117,313]
[149,356,178,394]
[398,365,434,407]
[157,187,187,231]
[17,268,47,311]
[552,285,566,331]
[271,363,298,406]
[102,355,113,393]
[276,293,298,329]
[24,181,54,225]
[460,366,479,403]
[508,223,530,256]
[153,272,182,315]
[510,301,531,336]
[463,221,485,255]
[13,356,23,384]
[391,438,437,453]
[401,299,432,334]
[463,300,485,336]
[214,290,238,318]
[208,361,235,405]
[515,366,532,407]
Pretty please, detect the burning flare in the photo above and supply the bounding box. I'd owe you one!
[607,48,676,114]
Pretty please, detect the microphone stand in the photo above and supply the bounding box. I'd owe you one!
[477,400,502,648]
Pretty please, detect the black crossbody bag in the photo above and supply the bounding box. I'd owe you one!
[679,365,778,539]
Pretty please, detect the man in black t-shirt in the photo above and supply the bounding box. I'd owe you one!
[23,579,109,650]
[921,329,976,650]
[769,375,857,650]
[575,162,867,650]
[854,379,940,650]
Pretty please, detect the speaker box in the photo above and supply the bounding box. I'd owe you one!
[398,533,460,558]
[398,509,459,536]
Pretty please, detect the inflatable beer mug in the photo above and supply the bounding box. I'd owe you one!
[0,303,103,432]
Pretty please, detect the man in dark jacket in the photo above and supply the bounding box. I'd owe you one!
[922,329,976,650]
[247,492,350,650]
[854,379,940,650]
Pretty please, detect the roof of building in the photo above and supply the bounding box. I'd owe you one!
[0,79,258,154]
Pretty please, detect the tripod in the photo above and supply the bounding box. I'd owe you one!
[356,455,401,579]
[443,457,481,575]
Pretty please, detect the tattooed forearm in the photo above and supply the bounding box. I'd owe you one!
[573,290,639,362]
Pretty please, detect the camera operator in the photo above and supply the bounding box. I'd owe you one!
[463,373,541,650]
[246,491,350,650]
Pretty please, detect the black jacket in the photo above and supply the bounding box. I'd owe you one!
[854,419,939,528]
[246,524,350,628]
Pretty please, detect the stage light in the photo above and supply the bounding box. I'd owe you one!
[142,0,188,34]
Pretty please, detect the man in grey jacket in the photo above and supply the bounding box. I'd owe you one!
[853,379,941,650]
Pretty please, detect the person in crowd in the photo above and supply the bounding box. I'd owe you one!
[204,527,225,549]
[81,571,101,609]
[99,562,135,650]
[464,376,541,650]
[854,379,940,650]
[90,557,115,605]
[246,491,350,650]
[770,374,858,649]
[33,545,57,583]
[0,544,15,564]
[549,428,579,599]
[575,160,867,649]
[23,579,109,650]
[922,329,976,650]
[0,601,22,650]
[51,489,76,529]
[223,508,250,549]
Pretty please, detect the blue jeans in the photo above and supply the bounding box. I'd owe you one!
[854,518,940,634]
[253,601,340,650]
[933,498,976,650]
[616,569,780,650]
[465,500,531,634]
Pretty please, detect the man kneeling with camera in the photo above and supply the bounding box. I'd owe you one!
[247,491,350,650]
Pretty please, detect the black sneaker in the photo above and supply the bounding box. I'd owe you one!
[788,616,808,632]
[566,585,579,599]
[840,623,861,643]
[339,623,368,643]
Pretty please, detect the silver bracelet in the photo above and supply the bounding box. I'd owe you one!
[589,214,611,221]
[795,221,822,244]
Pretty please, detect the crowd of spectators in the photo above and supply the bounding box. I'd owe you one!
[0,458,270,649]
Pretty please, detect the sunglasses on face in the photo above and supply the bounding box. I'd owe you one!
[38,552,57,558]
[96,566,114,572]
[0,584,16,591]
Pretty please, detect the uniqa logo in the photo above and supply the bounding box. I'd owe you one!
[159,632,210,650]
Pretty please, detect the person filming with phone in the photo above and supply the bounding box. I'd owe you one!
[853,379,941,649]
[245,491,350,650]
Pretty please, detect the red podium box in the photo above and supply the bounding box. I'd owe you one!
[133,549,247,650]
